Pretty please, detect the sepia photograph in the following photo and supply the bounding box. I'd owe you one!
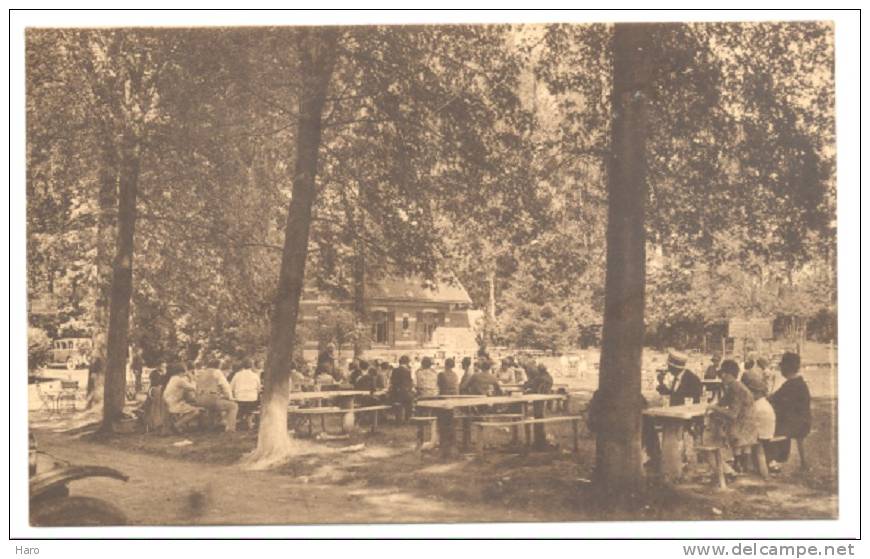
[10,8,859,541]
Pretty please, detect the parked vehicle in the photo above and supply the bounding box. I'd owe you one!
[29,433,128,526]
[49,338,92,370]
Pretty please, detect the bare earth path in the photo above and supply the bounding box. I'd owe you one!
[34,430,511,526]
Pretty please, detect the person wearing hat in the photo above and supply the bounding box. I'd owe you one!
[742,370,776,442]
[766,352,811,467]
[708,359,758,474]
[656,350,702,406]
[704,353,722,380]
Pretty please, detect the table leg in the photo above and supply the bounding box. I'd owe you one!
[521,402,532,446]
[437,409,457,459]
[341,397,356,433]
[533,400,547,450]
[461,416,472,450]
[660,420,686,482]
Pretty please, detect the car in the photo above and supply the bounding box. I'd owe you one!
[49,338,92,370]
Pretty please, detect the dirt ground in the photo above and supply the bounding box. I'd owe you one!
[29,393,837,526]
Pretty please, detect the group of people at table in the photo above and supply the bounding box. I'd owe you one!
[143,344,560,433]
[645,349,812,477]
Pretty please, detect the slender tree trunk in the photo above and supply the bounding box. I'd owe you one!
[101,132,140,431]
[246,28,339,467]
[86,136,118,411]
[352,234,367,359]
[593,23,656,499]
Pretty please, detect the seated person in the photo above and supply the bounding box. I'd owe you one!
[656,350,702,406]
[742,370,776,446]
[195,358,239,432]
[377,361,392,390]
[350,360,368,387]
[464,360,502,396]
[523,365,554,394]
[415,356,439,398]
[354,361,385,392]
[495,358,517,385]
[766,352,811,469]
[230,358,261,430]
[162,362,203,431]
[707,360,757,474]
[437,358,459,395]
[289,364,307,392]
[458,356,474,394]
[347,359,363,386]
[388,355,415,421]
[314,364,337,387]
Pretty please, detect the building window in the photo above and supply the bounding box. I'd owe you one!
[402,316,410,331]
[418,312,444,343]
[371,311,389,344]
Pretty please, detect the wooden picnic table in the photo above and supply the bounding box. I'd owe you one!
[288,390,373,432]
[643,403,708,481]
[416,393,566,458]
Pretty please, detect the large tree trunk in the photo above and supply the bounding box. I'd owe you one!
[245,28,339,468]
[86,135,117,412]
[592,23,656,499]
[101,132,140,431]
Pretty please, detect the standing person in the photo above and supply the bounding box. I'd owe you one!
[415,356,439,398]
[348,359,363,386]
[656,350,702,406]
[757,357,780,395]
[437,358,459,396]
[230,358,261,430]
[131,348,144,393]
[766,352,811,470]
[704,353,722,380]
[316,343,336,379]
[703,352,723,400]
[195,359,239,432]
[708,360,758,474]
[389,355,415,421]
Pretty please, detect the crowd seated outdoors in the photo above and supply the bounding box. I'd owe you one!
[637,349,812,485]
[139,342,563,437]
[138,340,812,486]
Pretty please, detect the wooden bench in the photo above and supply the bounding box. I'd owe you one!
[353,405,393,433]
[696,440,772,490]
[288,407,343,436]
[463,413,524,447]
[474,415,584,453]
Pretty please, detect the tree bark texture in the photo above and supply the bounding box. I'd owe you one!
[102,132,140,430]
[250,27,339,465]
[86,135,117,411]
[593,23,658,498]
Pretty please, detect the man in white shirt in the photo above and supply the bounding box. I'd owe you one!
[230,358,261,430]
[162,363,203,430]
[195,358,239,432]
